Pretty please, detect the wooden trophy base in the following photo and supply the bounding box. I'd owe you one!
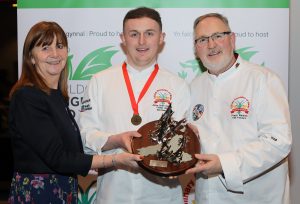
[132,120,200,176]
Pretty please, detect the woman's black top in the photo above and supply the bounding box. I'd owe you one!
[9,86,92,176]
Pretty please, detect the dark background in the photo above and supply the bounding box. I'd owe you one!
[0,0,17,201]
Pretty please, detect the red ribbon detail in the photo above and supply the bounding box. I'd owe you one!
[122,62,159,115]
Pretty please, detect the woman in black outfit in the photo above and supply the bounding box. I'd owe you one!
[8,21,142,203]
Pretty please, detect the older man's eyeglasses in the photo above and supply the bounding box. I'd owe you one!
[195,32,231,46]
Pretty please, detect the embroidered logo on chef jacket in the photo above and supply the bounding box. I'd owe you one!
[192,104,204,121]
[230,96,250,119]
[80,99,92,112]
[153,89,172,111]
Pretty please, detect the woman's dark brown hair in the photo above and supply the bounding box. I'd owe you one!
[10,21,69,100]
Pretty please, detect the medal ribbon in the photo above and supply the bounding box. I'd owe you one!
[122,62,159,115]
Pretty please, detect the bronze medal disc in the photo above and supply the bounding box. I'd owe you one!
[131,114,142,126]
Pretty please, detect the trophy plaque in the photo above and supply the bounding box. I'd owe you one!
[131,104,200,176]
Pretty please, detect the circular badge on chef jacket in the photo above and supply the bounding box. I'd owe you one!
[192,104,204,121]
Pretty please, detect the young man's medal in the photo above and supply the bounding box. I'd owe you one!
[131,114,142,126]
[122,62,159,126]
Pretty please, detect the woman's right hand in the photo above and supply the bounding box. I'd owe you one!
[114,152,144,168]
[92,153,143,170]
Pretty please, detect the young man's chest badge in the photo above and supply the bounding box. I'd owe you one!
[152,89,172,111]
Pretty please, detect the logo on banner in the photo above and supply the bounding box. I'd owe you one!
[80,99,91,112]
[177,47,264,81]
[178,59,204,80]
[68,46,118,80]
[68,46,118,120]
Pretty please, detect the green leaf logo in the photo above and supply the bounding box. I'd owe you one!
[178,46,264,79]
[235,47,257,61]
[236,47,265,66]
[78,180,97,204]
[68,46,118,80]
[178,59,204,79]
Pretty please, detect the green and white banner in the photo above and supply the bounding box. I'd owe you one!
[17,0,289,203]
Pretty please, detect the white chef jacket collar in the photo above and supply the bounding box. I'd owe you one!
[125,61,157,76]
[208,55,241,81]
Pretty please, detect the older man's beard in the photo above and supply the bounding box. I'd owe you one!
[202,51,234,75]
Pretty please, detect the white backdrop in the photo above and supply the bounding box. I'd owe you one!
[17,7,289,121]
[17,1,289,203]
